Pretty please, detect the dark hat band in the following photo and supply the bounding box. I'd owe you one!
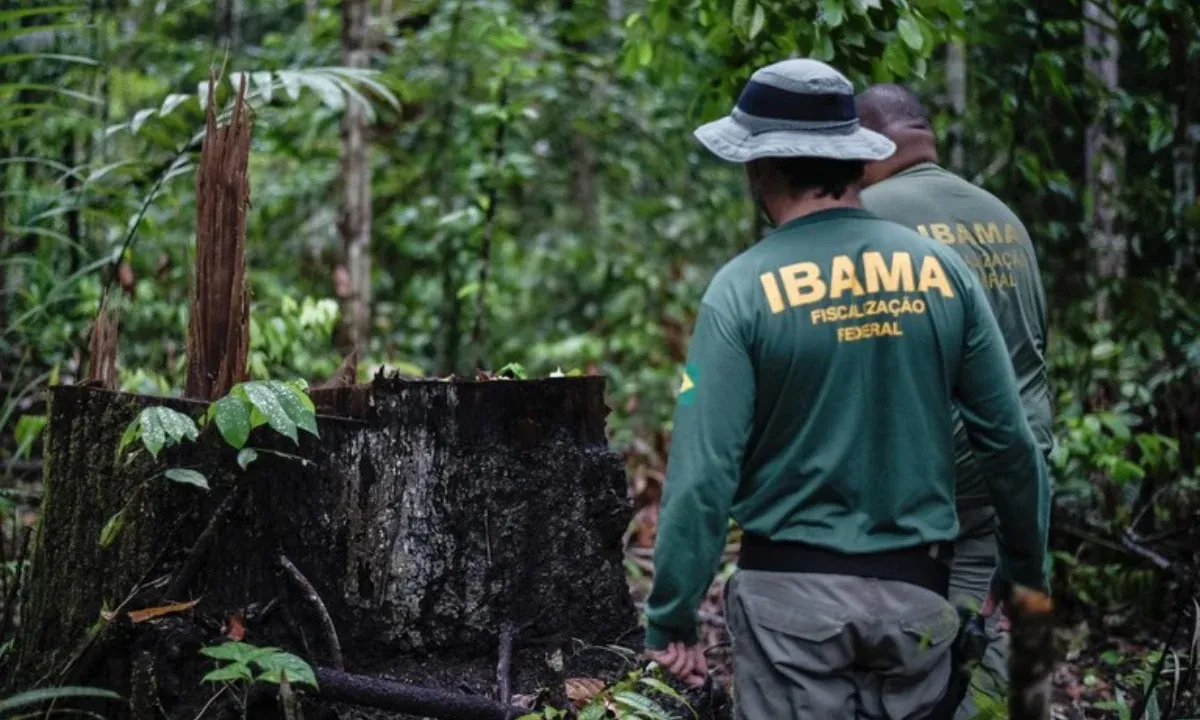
[736,80,858,124]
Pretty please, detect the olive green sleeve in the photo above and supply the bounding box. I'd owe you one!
[953,273,1051,592]
[644,302,754,650]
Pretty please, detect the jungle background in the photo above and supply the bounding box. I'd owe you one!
[1,0,1198,718]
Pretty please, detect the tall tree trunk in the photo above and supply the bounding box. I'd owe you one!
[338,0,372,353]
[1171,5,1197,275]
[946,40,967,174]
[1083,0,1125,318]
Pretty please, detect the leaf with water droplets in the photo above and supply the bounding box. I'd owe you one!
[266,381,319,439]
[243,382,298,443]
[139,408,165,458]
[213,395,251,449]
[155,407,199,443]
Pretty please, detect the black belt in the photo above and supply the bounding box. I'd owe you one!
[738,534,954,598]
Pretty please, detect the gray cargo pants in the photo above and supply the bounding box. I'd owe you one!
[725,569,960,719]
[950,505,1008,719]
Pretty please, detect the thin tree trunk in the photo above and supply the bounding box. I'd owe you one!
[65,133,82,272]
[1083,0,1125,318]
[1171,6,1197,274]
[337,0,372,353]
[432,2,467,376]
[946,40,967,174]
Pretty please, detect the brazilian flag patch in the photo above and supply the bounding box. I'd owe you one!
[677,364,698,407]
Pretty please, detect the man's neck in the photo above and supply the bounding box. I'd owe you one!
[772,191,863,227]
[888,145,938,175]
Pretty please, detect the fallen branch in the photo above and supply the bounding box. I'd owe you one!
[1120,529,1174,572]
[278,553,344,671]
[315,667,523,720]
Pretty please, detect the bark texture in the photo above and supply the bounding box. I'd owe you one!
[185,74,251,400]
[8,376,639,719]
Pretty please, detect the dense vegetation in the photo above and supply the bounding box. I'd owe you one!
[1,0,1198,718]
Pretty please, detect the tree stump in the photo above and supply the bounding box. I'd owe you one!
[6,374,639,719]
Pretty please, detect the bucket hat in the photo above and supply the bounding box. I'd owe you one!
[695,59,895,163]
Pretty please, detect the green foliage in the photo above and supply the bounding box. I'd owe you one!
[200,641,318,689]
[118,406,198,460]
[205,380,319,449]
[0,685,121,714]
[623,0,960,120]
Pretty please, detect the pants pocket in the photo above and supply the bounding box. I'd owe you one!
[738,590,853,673]
[881,599,960,719]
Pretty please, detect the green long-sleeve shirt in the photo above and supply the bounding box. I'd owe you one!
[644,207,1049,650]
[860,162,1054,509]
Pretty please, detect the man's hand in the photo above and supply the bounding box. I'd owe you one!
[646,642,708,687]
[981,593,1012,632]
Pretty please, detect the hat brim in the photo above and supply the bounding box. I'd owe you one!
[694,117,896,164]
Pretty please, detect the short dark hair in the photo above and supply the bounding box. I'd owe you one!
[754,156,865,200]
[856,84,930,132]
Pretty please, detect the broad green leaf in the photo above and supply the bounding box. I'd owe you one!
[638,40,653,66]
[822,0,846,28]
[1099,413,1132,441]
[117,417,141,455]
[237,448,258,470]
[749,4,766,40]
[99,508,126,548]
[883,41,910,76]
[818,32,836,61]
[266,381,319,438]
[154,407,199,443]
[201,641,281,665]
[213,395,251,449]
[1110,460,1146,485]
[285,380,317,413]
[202,662,254,683]
[139,408,166,458]
[0,686,122,712]
[254,650,318,688]
[165,468,209,490]
[732,0,752,35]
[897,15,924,50]
[243,383,298,443]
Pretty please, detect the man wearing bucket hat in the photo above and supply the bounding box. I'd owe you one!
[856,84,1054,719]
[643,59,1049,718]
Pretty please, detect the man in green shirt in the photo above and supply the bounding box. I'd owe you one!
[857,84,1054,718]
[643,59,1050,719]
